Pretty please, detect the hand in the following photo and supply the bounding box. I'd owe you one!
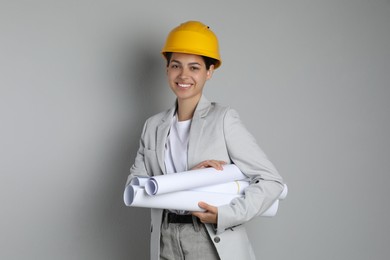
[192,202,218,224]
[191,160,226,171]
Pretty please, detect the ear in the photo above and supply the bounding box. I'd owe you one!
[206,65,215,80]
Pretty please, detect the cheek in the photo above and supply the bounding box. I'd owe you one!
[166,73,174,82]
[167,70,178,79]
[198,75,208,84]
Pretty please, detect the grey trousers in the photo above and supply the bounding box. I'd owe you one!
[160,214,220,260]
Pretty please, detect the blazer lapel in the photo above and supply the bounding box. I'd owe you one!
[156,106,176,175]
[188,95,212,169]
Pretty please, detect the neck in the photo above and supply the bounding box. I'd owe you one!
[176,96,201,121]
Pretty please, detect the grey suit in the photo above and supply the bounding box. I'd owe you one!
[127,95,284,260]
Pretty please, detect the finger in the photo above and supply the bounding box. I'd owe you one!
[203,160,225,170]
[207,161,221,170]
[191,161,208,170]
[193,211,218,224]
[198,201,217,213]
[191,160,227,170]
[191,211,211,223]
[213,160,227,170]
[191,211,209,222]
[191,211,201,218]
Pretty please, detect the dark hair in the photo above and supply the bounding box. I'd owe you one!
[164,52,217,70]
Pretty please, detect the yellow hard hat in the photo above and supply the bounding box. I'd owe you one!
[162,21,222,69]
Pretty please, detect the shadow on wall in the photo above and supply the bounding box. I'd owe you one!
[127,37,171,121]
[103,35,170,259]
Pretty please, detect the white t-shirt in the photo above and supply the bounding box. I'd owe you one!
[165,115,191,174]
[164,115,192,214]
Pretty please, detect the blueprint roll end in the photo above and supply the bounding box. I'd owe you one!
[145,179,158,195]
[280,184,288,200]
[124,185,136,206]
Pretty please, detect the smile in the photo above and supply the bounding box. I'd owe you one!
[177,83,192,88]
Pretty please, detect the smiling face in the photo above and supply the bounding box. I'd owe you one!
[167,53,214,104]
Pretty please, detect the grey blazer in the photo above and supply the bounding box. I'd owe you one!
[127,95,284,260]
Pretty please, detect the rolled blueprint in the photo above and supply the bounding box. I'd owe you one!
[124,185,241,212]
[192,181,249,194]
[123,184,285,215]
[129,176,249,194]
[124,164,288,216]
[279,184,288,200]
[129,176,149,186]
[145,164,247,196]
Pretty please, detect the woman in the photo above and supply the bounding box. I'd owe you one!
[126,21,284,260]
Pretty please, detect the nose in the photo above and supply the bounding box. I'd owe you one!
[178,67,190,79]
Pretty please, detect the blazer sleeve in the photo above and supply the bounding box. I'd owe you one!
[125,119,150,186]
[216,108,284,234]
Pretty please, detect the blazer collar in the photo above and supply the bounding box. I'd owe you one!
[193,95,212,119]
[160,95,212,121]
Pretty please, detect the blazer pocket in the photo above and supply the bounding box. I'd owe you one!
[144,148,161,175]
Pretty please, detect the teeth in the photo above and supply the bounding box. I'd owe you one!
[178,83,191,88]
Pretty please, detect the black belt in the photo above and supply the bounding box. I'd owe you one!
[166,213,194,224]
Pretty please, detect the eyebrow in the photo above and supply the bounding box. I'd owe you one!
[171,59,202,66]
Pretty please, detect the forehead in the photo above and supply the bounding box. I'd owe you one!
[170,53,205,64]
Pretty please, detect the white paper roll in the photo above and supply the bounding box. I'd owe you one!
[124,166,288,217]
[129,176,149,187]
[192,181,249,194]
[279,184,288,200]
[145,164,247,196]
[124,185,241,211]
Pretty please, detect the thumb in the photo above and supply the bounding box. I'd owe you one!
[198,201,215,212]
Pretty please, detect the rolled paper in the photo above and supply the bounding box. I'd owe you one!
[129,176,149,187]
[145,164,247,196]
[124,185,241,212]
[124,182,285,216]
[124,165,288,216]
[192,181,249,194]
[279,184,288,200]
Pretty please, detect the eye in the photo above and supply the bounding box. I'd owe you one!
[170,64,179,69]
[190,66,200,71]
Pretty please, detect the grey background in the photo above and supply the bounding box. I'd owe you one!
[1,0,389,259]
